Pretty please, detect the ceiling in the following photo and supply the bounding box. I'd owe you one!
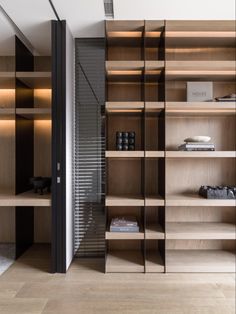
[0,0,235,55]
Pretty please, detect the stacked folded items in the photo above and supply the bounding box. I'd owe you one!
[110,216,139,232]
[178,142,215,151]
[178,136,215,151]
[215,94,236,102]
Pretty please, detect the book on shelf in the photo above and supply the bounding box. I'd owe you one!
[110,226,140,232]
[110,216,139,232]
[178,143,215,151]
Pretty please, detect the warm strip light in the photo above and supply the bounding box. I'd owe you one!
[145,70,162,75]
[166,31,236,38]
[145,31,162,38]
[107,70,142,75]
[107,109,143,113]
[166,70,236,75]
[107,31,142,38]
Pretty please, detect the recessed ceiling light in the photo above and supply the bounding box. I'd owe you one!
[104,0,114,19]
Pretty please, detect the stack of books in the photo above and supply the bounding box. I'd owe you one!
[110,216,139,232]
[178,142,215,151]
[215,94,236,102]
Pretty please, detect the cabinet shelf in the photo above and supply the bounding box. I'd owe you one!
[106,101,144,112]
[166,194,235,207]
[16,108,51,120]
[166,222,236,240]
[106,151,144,158]
[0,108,15,120]
[145,224,165,239]
[145,251,164,273]
[145,151,164,158]
[166,250,235,272]
[106,231,144,240]
[166,102,236,115]
[0,191,51,207]
[106,251,144,273]
[16,72,51,88]
[166,151,236,158]
[145,196,165,206]
[0,71,15,88]
[166,31,236,47]
[166,61,236,81]
[106,195,144,207]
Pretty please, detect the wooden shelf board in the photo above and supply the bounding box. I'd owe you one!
[145,224,165,239]
[166,194,235,207]
[145,61,165,70]
[16,108,51,120]
[0,191,51,207]
[165,31,236,47]
[0,72,15,88]
[166,102,236,115]
[106,151,144,158]
[106,251,144,273]
[106,195,144,206]
[166,250,235,272]
[166,151,236,158]
[106,101,144,111]
[166,222,236,240]
[145,31,162,38]
[16,72,51,88]
[166,61,236,81]
[145,196,165,206]
[166,61,235,71]
[107,31,142,38]
[145,251,165,273]
[106,61,144,72]
[106,231,144,240]
[0,108,15,120]
[145,151,165,158]
[145,102,165,110]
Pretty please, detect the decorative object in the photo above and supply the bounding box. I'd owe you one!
[215,94,236,102]
[30,177,51,195]
[184,136,211,143]
[116,131,136,151]
[187,82,213,102]
[199,186,236,199]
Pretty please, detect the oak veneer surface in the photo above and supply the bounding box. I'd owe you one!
[0,245,235,314]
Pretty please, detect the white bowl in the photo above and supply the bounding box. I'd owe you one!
[184,136,211,143]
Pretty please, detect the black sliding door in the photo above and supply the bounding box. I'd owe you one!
[51,20,66,273]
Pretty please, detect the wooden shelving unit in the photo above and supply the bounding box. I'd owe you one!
[0,38,52,265]
[105,20,236,273]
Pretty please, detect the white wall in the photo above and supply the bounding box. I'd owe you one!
[114,0,236,20]
[65,23,74,270]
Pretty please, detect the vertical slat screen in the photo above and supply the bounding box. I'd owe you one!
[74,38,105,257]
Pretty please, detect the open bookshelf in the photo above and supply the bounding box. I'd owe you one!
[104,20,236,273]
[0,38,52,267]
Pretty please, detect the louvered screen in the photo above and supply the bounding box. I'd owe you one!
[74,38,105,257]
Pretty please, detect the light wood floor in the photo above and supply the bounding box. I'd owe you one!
[0,245,235,314]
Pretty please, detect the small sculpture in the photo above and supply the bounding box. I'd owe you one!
[199,185,236,199]
[30,177,51,195]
